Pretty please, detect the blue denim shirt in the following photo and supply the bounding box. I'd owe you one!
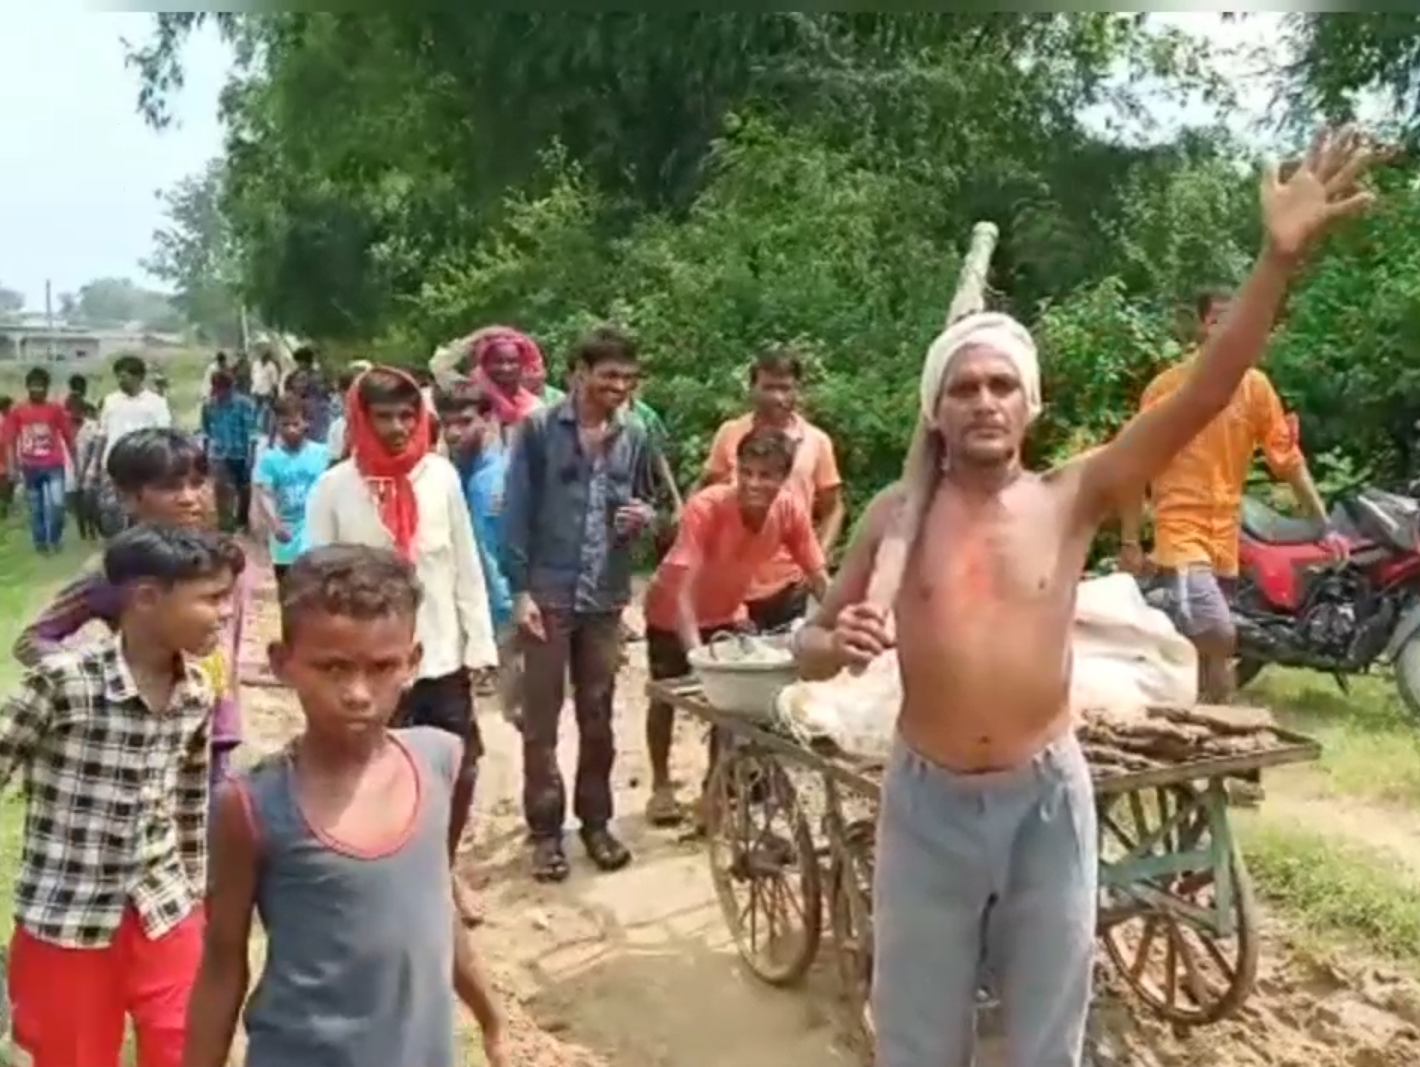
[500,399,656,613]
[201,394,260,461]
[457,446,513,631]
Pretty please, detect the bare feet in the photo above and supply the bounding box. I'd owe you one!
[453,875,484,926]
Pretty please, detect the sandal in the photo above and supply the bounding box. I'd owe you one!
[531,837,570,883]
[581,826,632,872]
[645,785,685,828]
[678,803,708,843]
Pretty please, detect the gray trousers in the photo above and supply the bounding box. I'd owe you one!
[872,733,1098,1067]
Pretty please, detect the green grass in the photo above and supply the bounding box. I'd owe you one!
[1240,818,1420,967]
[0,518,97,948]
[1232,665,1420,972]
[1250,667,1420,806]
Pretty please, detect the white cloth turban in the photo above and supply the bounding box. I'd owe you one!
[919,311,1041,423]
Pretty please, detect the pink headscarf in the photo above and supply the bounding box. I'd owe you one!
[468,327,542,425]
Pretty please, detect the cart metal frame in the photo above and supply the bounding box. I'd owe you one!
[649,678,1321,1054]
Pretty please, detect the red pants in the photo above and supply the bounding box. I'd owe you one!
[8,908,204,1067]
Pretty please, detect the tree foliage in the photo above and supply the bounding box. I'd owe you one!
[144,159,243,344]
[0,286,23,317]
[133,13,1420,518]
[64,278,182,332]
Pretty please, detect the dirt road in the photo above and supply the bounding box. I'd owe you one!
[236,569,1420,1067]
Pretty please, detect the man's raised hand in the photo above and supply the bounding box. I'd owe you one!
[1262,125,1389,261]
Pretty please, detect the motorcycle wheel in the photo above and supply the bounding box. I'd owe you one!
[1234,658,1266,690]
[1395,633,1420,719]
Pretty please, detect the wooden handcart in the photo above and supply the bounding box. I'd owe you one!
[648,678,1321,1050]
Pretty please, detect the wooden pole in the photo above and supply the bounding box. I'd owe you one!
[864,221,999,612]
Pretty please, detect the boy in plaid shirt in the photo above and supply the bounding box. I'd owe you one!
[0,524,245,1067]
[13,429,249,795]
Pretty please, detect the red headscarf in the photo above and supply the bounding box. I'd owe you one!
[469,327,543,425]
[346,366,431,559]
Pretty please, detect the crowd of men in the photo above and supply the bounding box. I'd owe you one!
[0,125,1384,1067]
[0,321,850,1066]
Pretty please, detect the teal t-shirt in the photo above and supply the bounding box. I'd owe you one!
[253,440,329,564]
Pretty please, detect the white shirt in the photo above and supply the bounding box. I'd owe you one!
[304,455,497,677]
[326,415,348,461]
[250,361,277,397]
[98,389,172,464]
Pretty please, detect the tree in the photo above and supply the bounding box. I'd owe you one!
[1283,15,1420,136]
[124,12,1420,513]
[68,277,180,330]
[144,159,243,343]
[128,13,1223,339]
[0,285,23,317]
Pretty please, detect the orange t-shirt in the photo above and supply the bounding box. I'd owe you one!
[1139,359,1303,577]
[704,413,841,600]
[643,484,826,633]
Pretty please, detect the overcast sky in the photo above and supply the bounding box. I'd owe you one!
[0,11,1294,311]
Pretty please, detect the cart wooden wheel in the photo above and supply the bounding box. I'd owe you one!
[1099,784,1260,1025]
[828,818,876,1050]
[705,745,823,986]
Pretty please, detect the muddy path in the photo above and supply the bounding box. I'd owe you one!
[235,562,1420,1067]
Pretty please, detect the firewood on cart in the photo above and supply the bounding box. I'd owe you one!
[1079,743,1166,773]
[1152,704,1278,735]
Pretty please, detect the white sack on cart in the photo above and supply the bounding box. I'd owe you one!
[779,574,1197,760]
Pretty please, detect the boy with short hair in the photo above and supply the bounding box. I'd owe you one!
[1,366,75,553]
[0,523,244,1067]
[13,428,248,794]
[252,395,328,594]
[305,367,497,922]
[184,545,508,1067]
[642,427,829,825]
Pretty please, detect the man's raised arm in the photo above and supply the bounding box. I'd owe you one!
[1073,127,1384,524]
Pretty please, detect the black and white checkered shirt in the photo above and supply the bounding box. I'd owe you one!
[0,632,212,948]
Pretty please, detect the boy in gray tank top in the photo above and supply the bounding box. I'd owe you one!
[181,545,509,1067]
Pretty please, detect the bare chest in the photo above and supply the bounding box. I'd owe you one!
[906,481,1077,611]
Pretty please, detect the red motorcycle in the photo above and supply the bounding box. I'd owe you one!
[1233,487,1420,714]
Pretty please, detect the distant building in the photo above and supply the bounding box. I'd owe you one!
[0,325,102,364]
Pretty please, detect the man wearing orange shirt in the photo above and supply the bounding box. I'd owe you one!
[644,427,829,825]
[1120,289,1344,702]
[701,347,845,630]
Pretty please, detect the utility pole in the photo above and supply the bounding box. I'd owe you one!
[44,279,54,362]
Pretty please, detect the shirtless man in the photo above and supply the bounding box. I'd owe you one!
[793,128,1381,1067]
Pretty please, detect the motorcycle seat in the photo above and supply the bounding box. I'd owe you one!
[1240,497,1326,545]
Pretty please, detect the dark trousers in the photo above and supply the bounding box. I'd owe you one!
[213,455,252,531]
[745,580,810,633]
[394,668,483,759]
[71,486,99,540]
[520,607,621,839]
